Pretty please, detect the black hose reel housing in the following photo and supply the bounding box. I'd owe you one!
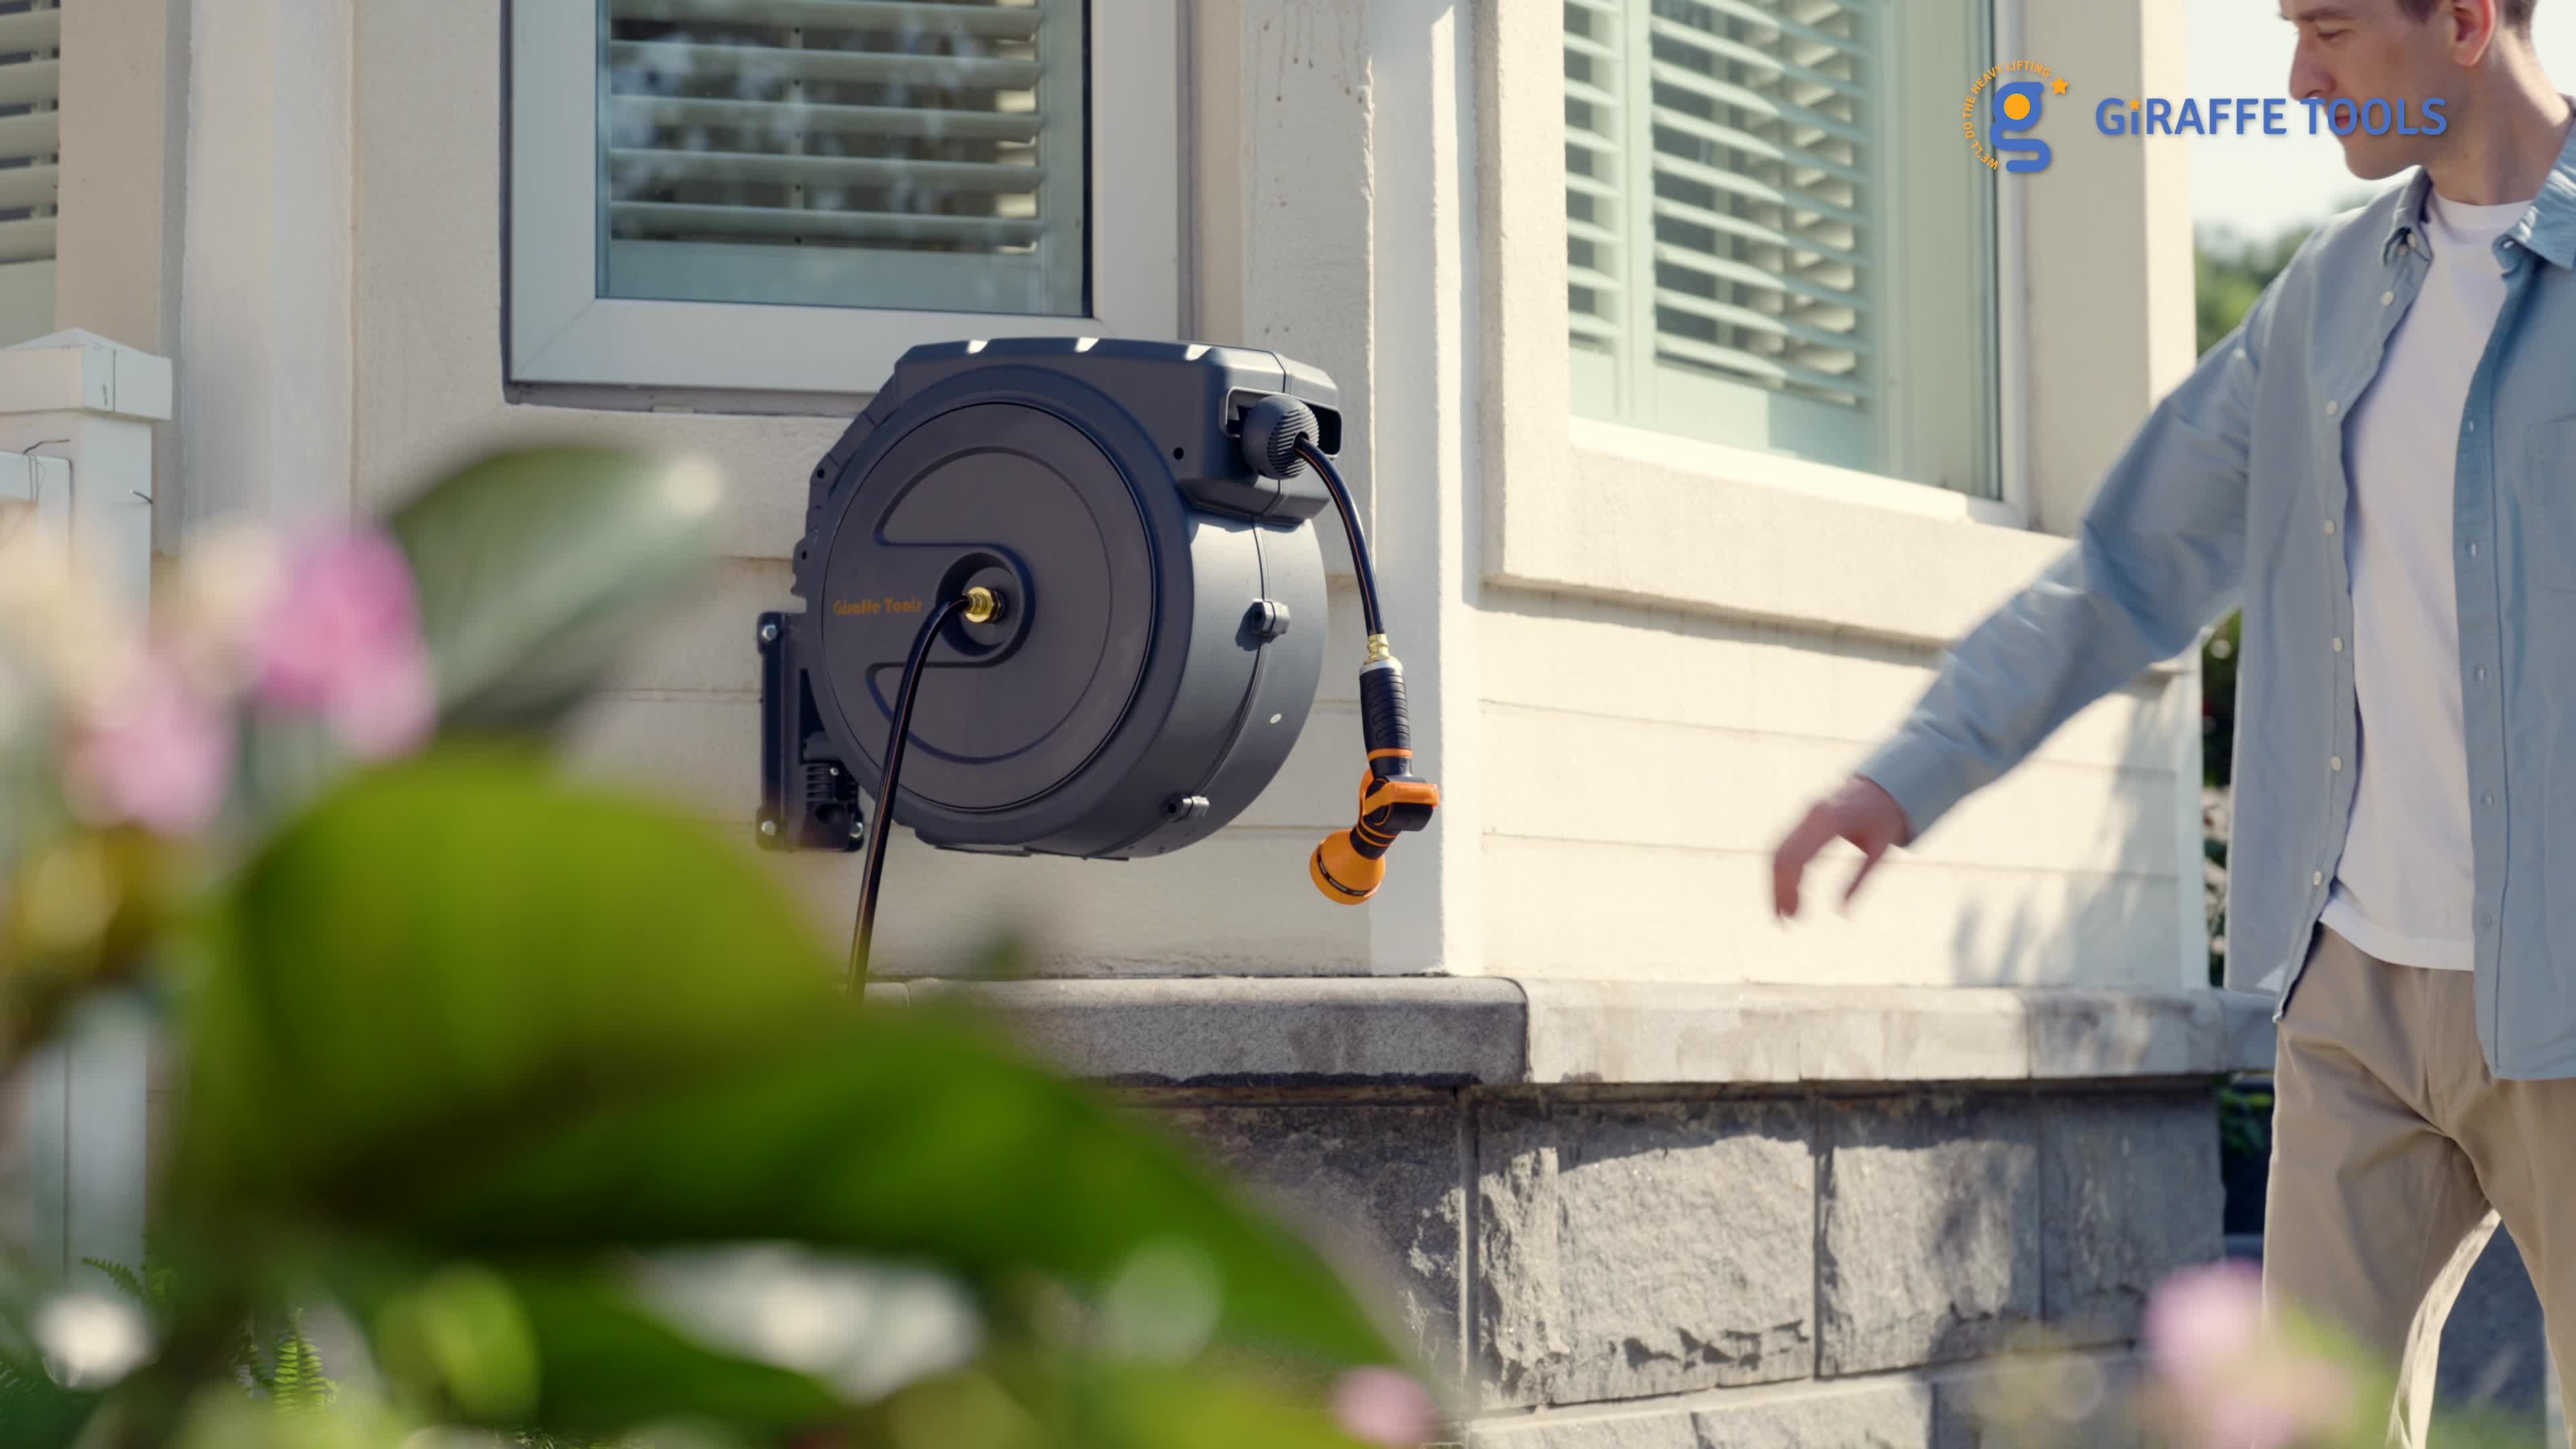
[757,337,1345,861]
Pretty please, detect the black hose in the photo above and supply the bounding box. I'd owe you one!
[1293,437,1383,640]
[848,594,973,992]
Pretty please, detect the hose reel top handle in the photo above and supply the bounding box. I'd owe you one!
[1236,395,1441,906]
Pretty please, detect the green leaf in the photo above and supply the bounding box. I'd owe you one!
[168,751,1404,1385]
[168,749,843,1213]
[463,1267,845,1439]
[1059,1360,1396,1449]
[0,1347,101,1449]
[397,1015,1397,1368]
[384,446,723,738]
[270,1316,336,1412]
[81,1257,152,1313]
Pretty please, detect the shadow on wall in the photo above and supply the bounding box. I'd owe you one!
[1927,657,2181,991]
[1472,586,2188,989]
[1832,635,2184,992]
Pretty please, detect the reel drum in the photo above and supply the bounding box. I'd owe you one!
[759,338,1342,861]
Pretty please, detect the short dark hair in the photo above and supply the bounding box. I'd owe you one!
[2397,0,2536,33]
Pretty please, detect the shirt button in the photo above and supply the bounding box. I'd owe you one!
[2478,665,2489,680]
[2383,290,2396,305]
[2326,519,2339,535]
[2330,755,2344,771]
[2326,399,2341,415]
[2332,637,2345,652]
[2470,541,2479,556]
[2485,792,2496,806]
[2313,870,2326,885]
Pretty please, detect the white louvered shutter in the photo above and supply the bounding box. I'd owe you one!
[599,0,1084,317]
[1566,0,1876,444]
[0,0,59,270]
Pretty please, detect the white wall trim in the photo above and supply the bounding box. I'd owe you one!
[178,0,355,530]
[1365,0,1483,977]
[505,0,1183,394]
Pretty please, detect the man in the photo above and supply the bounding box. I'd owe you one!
[1770,0,2576,1438]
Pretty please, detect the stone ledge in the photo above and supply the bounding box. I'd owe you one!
[898,976,1529,1085]
[878,977,2279,1087]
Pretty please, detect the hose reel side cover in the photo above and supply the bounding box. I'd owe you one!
[786,339,1338,859]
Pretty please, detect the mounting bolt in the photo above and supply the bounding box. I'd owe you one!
[760,621,780,643]
[962,585,1004,625]
[759,818,778,837]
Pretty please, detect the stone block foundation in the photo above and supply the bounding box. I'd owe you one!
[1130,1082,2219,1446]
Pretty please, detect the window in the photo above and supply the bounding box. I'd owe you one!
[1563,0,2000,498]
[509,0,1179,395]
[0,0,58,350]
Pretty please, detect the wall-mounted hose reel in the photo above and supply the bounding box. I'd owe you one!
[755,339,1439,982]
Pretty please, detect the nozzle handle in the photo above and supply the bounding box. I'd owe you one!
[1314,656,1440,904]
[1360,656,1411,767]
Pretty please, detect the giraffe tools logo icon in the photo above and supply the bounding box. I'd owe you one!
[1962,61,2065,173]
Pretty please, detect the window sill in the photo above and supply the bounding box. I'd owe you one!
[1488,423,2074,652]
[1570,417,2027,529]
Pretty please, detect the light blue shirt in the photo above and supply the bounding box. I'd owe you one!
[1856,127,2576,1081]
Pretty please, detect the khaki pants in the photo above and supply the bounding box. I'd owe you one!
[2266,923,2573,1446]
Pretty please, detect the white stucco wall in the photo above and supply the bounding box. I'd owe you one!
[63,0,2204,990]
[1464,0,2204,990]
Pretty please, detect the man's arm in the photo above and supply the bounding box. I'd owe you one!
[1772,258,2296,918]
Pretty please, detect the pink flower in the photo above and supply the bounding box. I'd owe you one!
[327,647,435,758]
[2144,1260,2358,1449]
[252,529,435,758]
[1330,1367,1437,1447]
[64,651,233,836]
[2145,1259,2267,1395]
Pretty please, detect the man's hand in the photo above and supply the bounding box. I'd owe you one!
[1771,775,1911,920]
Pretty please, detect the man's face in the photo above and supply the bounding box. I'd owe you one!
[2284,0,2465,178]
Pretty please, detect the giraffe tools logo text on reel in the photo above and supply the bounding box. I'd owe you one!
[1962,61,2062,172]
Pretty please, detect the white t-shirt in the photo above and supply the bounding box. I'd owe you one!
[2319,187,2530,972]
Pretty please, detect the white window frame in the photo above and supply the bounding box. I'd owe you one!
[506,0,1181,394]
[1990,0,2033,521]
[1558,0,2027,524]
[1477,0,2076,649]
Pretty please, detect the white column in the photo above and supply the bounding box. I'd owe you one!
[178,0,355,529]
[1363,0,1485,977]
[0,329,171,1286]
[56,0,191,553]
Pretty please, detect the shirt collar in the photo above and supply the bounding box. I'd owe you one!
[2385,99,2576,269]
[2381,171,2433,264]
[2520,109,2576,269]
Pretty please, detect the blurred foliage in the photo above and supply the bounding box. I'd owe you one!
[2194,223,2315,359]
[2216,1077,2274,1166]
[0,447,1425,1448]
